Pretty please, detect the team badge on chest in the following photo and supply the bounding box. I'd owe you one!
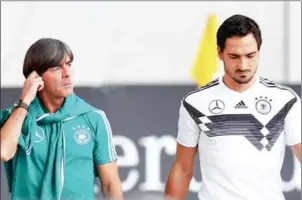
[255,96,272,115]
[73,126,91,145]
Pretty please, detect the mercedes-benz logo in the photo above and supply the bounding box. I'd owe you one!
[33,126,45,143]
[209,100,225,114]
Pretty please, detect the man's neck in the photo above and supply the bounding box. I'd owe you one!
[223,75,256,93]
[38,92,65,113]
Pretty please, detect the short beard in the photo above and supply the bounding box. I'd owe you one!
[232,75,254,84]
[224,63,257,85]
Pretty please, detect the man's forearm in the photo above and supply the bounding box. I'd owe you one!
[1,107,27,161]
[165,163,193,200]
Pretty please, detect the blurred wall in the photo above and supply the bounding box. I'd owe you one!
[1,1,301,87]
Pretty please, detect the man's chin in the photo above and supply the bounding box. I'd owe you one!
[233,75,254,84]
[66,89,74,96]
[61,88,74,97]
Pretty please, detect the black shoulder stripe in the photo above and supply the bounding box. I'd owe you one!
[205,78,220,86]
[260,77,278,86]
[260,81,277,87]
[183,78,219,100]
[260,77,274,82]
[260,78,297,98]
[260,77,279,87]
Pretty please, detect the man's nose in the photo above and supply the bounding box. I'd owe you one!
[238,58,248,71]
[62,64,71,77]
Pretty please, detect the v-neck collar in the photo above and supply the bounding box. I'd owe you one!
[219,75,260,96]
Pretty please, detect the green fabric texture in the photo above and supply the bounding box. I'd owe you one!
[0,94,97,200]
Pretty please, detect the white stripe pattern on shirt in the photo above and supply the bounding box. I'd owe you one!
[94,110,117,161]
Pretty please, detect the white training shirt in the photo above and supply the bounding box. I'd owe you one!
[177,76,301,200]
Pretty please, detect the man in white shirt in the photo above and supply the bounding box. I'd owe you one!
[164,14,301,200]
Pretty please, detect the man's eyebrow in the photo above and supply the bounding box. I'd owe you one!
[246,51,257,55]
[227,51,257,56]
[227,53,240,56]
[60,60,72,66]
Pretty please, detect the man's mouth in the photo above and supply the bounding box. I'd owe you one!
[63,83,72,87]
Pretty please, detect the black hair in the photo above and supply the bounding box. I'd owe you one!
[217,14,262,52]
[23,38,73,78]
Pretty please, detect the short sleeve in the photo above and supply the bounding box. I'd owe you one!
[0,107,13,128]
[0,107,33,151]
[284,96,301,146]
[92,110,118,165]
[176,100,200,147]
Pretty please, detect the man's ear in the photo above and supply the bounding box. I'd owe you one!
[217,47,223,60]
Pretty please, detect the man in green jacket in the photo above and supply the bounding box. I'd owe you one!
[0,38,123,200]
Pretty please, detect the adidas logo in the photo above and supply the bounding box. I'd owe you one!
[235,101,248,109]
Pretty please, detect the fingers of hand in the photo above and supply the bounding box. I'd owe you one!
[27,71,40,79]
[33,78,44,90]
[26,77,42,85]
[37,81,44,91]
[25,78,44,91]
[33,77,43,82]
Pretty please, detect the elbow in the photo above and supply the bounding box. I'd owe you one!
[178,163,194,179]
[1,150,11,162]
[183,170,194,180]
[101,182,123,199]
[180,168,194,183]
[101,182,111,192]
[1,146,15,162]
